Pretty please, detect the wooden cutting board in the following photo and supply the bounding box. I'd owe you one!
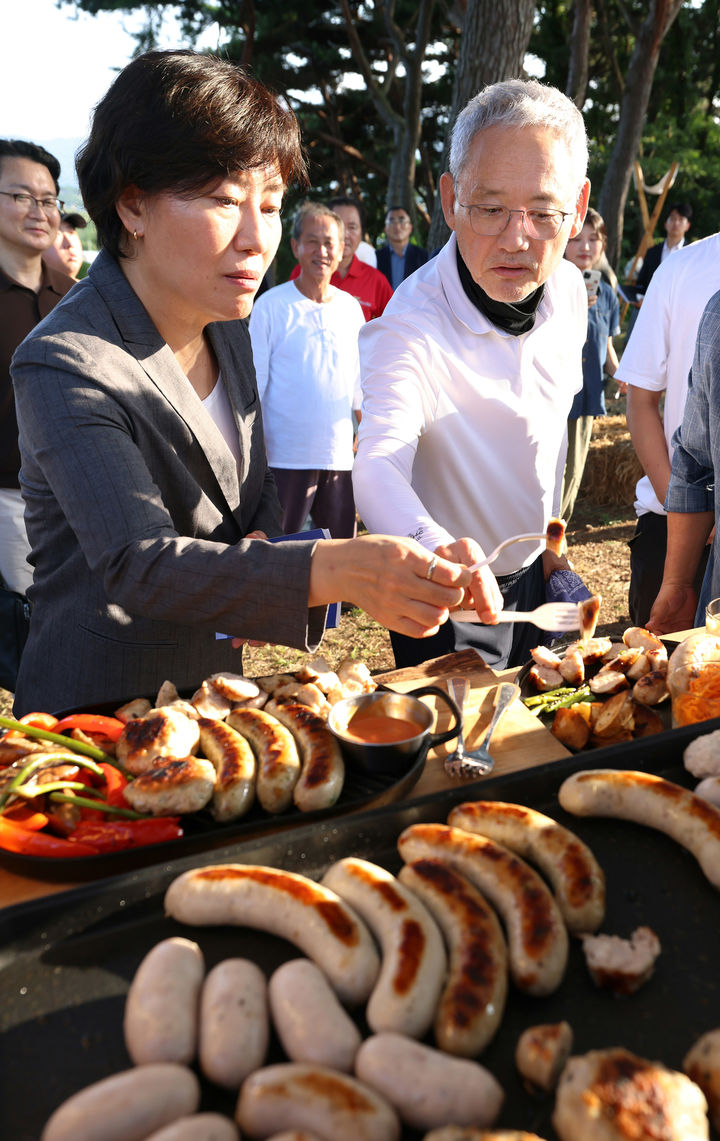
[375,648,571,799]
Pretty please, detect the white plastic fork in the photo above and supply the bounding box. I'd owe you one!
[451,601,580,633]
[467,532,547,572]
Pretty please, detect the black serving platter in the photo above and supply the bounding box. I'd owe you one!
[3,719,720,1140]
[0,728,431,881]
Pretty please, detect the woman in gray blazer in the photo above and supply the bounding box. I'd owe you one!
[11,50,468,713]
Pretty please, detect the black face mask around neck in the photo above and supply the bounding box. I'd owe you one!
[456,245,544,336]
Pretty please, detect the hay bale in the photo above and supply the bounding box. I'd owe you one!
[578,415,644,507]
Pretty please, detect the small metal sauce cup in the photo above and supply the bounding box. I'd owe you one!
[328,684,461,777]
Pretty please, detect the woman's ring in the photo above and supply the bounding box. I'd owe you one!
[425,556,438,581]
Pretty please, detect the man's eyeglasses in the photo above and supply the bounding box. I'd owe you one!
[0,191,64,215]
[456,203,573,240]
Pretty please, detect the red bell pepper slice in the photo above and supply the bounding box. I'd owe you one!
[53,714,125,743]
[80,763,130,822]
[4,806,49,831]
[0,816,99,857]
[4,712,59,737]
[69,817,182,853]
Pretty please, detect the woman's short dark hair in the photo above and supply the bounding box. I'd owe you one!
[77,49,308,259]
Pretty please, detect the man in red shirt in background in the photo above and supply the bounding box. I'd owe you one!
[290,196,392,321]
[328,196,392,320]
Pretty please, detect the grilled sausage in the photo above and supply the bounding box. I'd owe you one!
[265,698,345,812]
[398,858,508,1056]
[269,958,362,1072]
[199,958,269,1088]
[41,1063,200,1141]
[397,823,568,996]
[321,856,446,1039]
[198,718,256,822]
[227,707,301,813]
[447,801,605,934]
[558,768,720,890]
[164,863,380,1005]
[235,1063,401,1141]
[422,1132,548,1141]
[123,937,204,1065]
[355,1032,504,1132]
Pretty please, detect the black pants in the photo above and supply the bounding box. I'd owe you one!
[390,555,547,672]
[628,512,710,627]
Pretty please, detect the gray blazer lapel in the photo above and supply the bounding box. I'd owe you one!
[89,252,242,518]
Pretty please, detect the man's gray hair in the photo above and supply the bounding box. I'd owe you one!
[292,200,345,242]
[449,78,589,189]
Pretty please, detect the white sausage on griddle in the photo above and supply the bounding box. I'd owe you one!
[398,858,508,1056]
[199,958,269,1088]
[355,1032,504,1132]
[321,856,447,1038]
[397,823,568,996]
[164,863,380,1005]
[447,800,606,933]
[558,768,720,890]
[235,1063,401,1141]
[142,1114,239,1141]
[268,958,362,1071]
[123,937,204,1066]
[41,1063,200,1141]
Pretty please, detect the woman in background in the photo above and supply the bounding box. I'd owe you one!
[11,50,467,713]
[561,207,621,522]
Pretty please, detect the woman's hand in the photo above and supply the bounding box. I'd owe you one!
[309,535,471,639]
[433,538,503,624]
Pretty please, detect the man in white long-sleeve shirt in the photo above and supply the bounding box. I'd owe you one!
[354,79,590,669]
[250,202,364,538]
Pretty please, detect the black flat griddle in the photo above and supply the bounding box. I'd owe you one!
[3,719,720,1140]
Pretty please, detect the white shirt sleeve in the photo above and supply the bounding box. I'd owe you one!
[615,263,671,393]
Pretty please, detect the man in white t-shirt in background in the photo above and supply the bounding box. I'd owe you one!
[617,230,720,626]
[353,79,590,670]
[249,202,365,539]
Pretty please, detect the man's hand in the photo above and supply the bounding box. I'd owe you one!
[646,584,698,636]
[434,538,504,624]
[541,548,572,581]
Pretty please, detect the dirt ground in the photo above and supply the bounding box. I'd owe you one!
[0,417,639,714]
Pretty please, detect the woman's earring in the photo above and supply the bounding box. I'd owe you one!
[133,230,138,241]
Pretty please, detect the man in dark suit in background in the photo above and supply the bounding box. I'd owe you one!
[628,201,692,305]
[376,205,428,290]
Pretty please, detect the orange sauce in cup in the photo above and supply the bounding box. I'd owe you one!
[344,714,422,745]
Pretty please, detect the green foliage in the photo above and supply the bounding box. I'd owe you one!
[66,0,720,262]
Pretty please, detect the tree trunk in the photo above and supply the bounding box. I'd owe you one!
[427,0,536,251]
[597,0,684,267]
[566,0,592,108]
